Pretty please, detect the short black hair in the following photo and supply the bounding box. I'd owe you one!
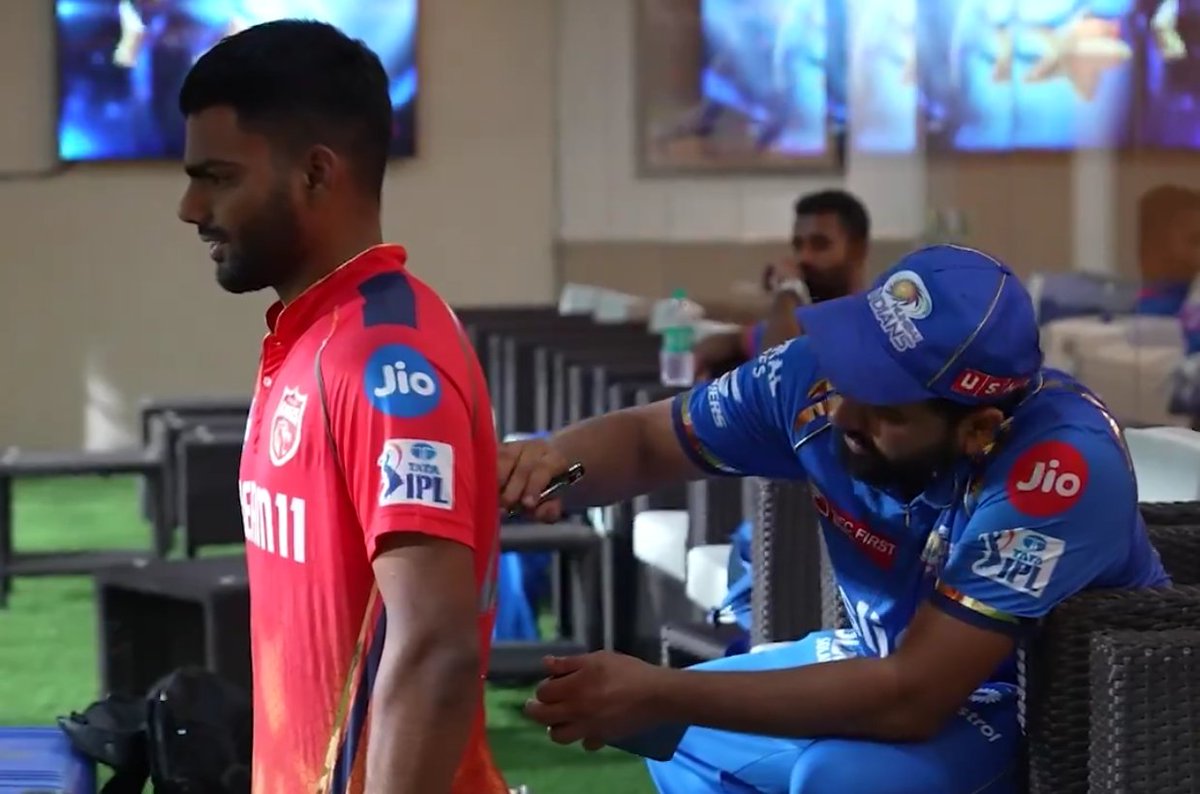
[179,19,393,200]
[794,190,871,244]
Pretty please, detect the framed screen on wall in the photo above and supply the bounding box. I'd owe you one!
[637,0,842,174]
[55,0,418,162]
[919,0,1138,152]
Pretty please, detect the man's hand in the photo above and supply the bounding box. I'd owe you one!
[763,258,803,291]
[498,437,571,522]
[524,652,668,749]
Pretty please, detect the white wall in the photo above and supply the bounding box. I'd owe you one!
[0,0,557,449]
[556,0,928,242]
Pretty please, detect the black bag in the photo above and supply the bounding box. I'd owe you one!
[59,667,252,794]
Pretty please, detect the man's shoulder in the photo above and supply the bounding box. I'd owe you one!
[322,275,465,377]
[744,336,823,400]
[971,381,1136,522]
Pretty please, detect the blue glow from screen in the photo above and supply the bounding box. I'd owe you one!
[702,0,1197,154]
[56,0,418,161]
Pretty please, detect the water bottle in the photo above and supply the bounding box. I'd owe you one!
[659,288,697,387]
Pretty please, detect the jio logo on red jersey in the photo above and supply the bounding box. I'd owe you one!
[365,344,441,418]
[1006,440,1089,517]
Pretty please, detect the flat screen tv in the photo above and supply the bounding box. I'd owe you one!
[919,0,1138,152]
[55,0,418,162]
[647,0,843,170]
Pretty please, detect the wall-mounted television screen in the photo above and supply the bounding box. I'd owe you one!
[848,0,919,154]
[639,0,841,172]
[686,0,1200,157]
[698,0,841,163]
[56,0,417,162]
[920,0,1138,152]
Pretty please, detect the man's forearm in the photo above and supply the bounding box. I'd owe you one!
[549,405,697,509]
[653,658,930,743]
[365,642,479,793]
[759,292,804,350]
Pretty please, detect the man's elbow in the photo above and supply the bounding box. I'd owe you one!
[875,707,944,744]
[870,671,950,743]
[378,626,480,708]
[881,685,973,744]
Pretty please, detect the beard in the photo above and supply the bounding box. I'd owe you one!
[800,264,855,303]
[214,184,306,295]
[835,428,961,498]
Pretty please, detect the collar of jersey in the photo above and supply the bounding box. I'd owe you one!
[265,243,407,342]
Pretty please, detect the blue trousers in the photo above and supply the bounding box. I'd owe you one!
[646,632,1019,794]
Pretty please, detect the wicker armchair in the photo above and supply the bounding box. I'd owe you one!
[1021,520,1200,793]
[749,478,830,647]
[749,487,1200,792]
[1088,629,1200,794]
[686,476,746,547]
[1139,500,1200,527]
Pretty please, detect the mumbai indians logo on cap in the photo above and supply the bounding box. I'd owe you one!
[883,271,933,320]
[871,269,933,351]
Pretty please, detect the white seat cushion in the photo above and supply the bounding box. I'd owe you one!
[632,510,689,582]
[1126,426,1200,502]
[750,641,792,654]
[686,544,732,610]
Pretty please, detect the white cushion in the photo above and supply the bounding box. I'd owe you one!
[685,544,732,611]
[558,283,603,315]
[1126,426,1200,502]
[632,510,689,582]
[1039,316,1127,374]
[750,642,792,654]
[1074,342,1184,427]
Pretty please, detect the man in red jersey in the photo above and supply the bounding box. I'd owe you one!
[175,20,509,794]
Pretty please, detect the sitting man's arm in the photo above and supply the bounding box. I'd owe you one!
[527,339,815,512]
[330,327,490,793]
[534,424,1141,744]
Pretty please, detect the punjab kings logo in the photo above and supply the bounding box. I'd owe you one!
[269,387,308,467]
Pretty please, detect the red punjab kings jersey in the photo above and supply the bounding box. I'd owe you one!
[237,245,508,794]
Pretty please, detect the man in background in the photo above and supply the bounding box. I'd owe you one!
[694,189,870,378]
[176,20,508,793]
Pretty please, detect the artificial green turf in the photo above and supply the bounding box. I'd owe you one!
[0,476,654,793]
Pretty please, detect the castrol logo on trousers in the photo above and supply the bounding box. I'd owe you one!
[811,486,897,569]
[1006,440,1089,517]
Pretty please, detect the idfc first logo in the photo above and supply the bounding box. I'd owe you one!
[365,344,441,418]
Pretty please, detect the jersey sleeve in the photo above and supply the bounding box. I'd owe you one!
[671,336,813,479]
[932,426,1137,637]
[323,324,477,560]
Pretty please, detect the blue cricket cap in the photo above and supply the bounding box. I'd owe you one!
[796,245,1043,406]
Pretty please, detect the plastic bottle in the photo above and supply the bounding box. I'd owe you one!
[659,288,697,387]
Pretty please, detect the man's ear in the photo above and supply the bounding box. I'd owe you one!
[958,407,1005,458]
[302,145,339,196]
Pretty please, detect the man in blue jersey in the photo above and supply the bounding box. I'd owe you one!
[500,245,1168,793]
[693,189,870,379]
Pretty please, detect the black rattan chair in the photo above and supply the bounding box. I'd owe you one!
[1087,628,1200,794]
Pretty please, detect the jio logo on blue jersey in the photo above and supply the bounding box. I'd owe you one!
[365,344,440,418]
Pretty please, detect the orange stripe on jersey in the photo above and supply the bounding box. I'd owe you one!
[317,587,382,793]
[451,724,513,794]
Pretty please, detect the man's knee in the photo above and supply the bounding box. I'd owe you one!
[788,741,866,794]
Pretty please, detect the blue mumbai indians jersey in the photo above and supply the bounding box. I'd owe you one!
[673,337,1168,675]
